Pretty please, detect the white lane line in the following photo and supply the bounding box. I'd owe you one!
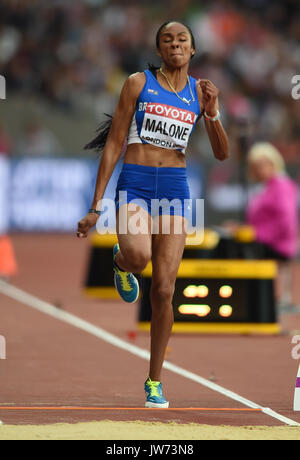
[0,279,299,427]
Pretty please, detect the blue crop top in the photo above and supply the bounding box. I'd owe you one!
[127,69,202,154]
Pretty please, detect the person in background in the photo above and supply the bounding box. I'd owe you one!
[246,142,298,263]
[226,142,299,308]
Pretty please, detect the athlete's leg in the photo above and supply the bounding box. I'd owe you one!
[115,203,152,273]
[149,215,187,381]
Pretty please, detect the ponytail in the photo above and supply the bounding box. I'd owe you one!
[84,113,113,153]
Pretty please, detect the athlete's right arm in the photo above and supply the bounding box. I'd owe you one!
[77,72,146,238]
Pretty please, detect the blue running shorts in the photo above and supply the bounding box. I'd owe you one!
[115,163,191,220]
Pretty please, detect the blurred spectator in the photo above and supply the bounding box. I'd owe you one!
[246,142,299,261]
[16,120,63,156]
[0,0,298,146]
[0,122,12,155]
[223,141,299,307]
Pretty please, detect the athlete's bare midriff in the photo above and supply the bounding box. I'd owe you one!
[124,143,186,168]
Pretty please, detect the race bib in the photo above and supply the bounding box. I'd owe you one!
[140,103,197,151]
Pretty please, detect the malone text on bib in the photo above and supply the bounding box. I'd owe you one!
[140,103,197,150]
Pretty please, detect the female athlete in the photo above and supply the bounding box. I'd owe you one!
[77,21,230,408]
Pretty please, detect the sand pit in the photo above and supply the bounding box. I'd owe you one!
[0,421,300,440]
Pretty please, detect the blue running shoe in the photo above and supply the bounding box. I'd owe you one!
[113,244,139,303]
[145,377,169,408]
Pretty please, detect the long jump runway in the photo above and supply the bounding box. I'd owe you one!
[0,234,300,431]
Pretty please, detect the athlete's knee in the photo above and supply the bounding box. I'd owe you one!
[150,280,175,306]
[131,255,150,273]
[122,247,151,273]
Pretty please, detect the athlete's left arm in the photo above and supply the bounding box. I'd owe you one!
[196,79,230,161]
